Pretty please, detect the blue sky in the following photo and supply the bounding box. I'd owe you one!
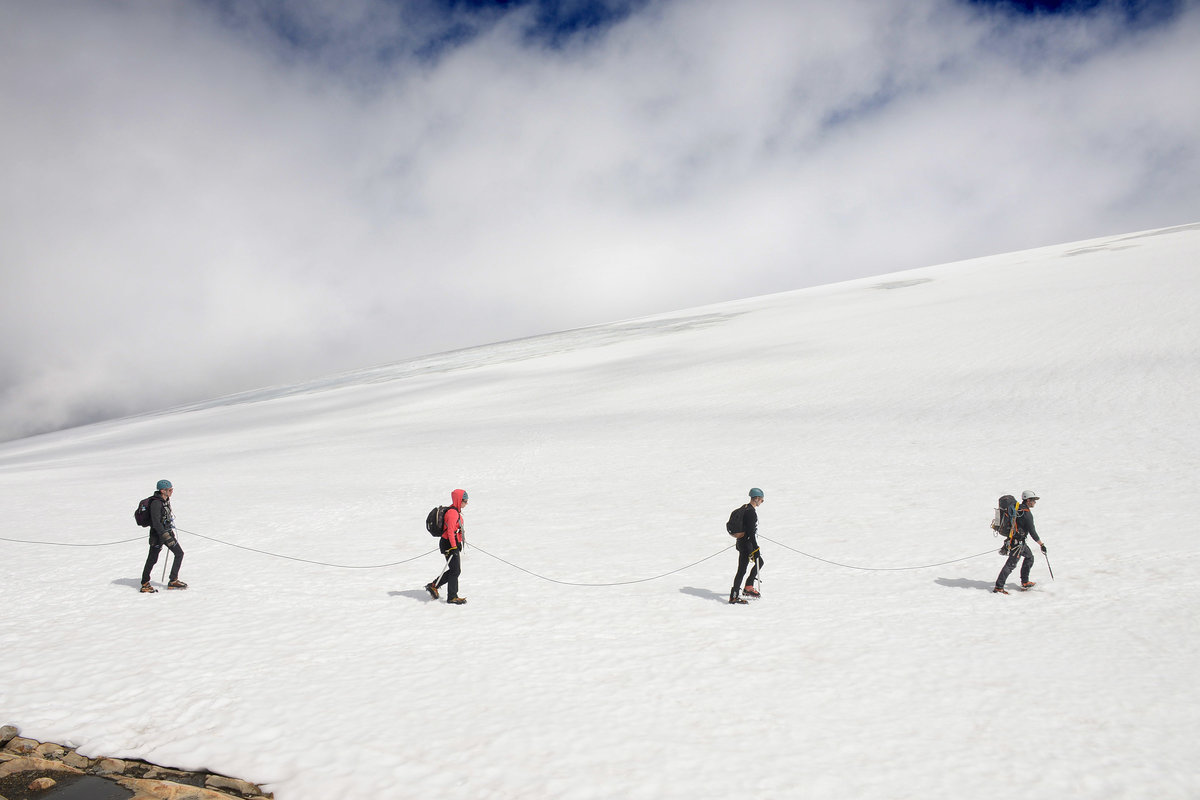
[199,1,1187,66]
[1,0,1198,440]
[203,0,1188,53]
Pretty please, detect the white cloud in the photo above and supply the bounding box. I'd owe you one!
[2,0,1198,439]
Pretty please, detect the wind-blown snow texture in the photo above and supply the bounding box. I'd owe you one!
[3,224,1199,799]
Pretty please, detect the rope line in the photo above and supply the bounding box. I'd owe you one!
[176,528,437,569]
[467,540,735,586]
[1,528,1001,577]
[0,534,142,547]
[759,535,997,571]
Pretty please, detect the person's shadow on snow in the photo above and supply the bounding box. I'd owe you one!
[935,577,995,591]
[112,578,145,590]
[390,590,436,602]
[680,587,729,604]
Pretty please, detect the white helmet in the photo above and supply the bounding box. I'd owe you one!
[1021,490,1040,502]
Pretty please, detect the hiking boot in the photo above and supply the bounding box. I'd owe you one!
[167,580,188,590]
[742,586,761,598]
[992,586,1009,595]
[447,596,467,605]
[729,592,748,604]
[140,582,158,594]
[424,582,439,600]
[1020,581,1037,590]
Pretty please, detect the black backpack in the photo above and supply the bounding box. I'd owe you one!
[991,495,1019,544]
[426,506,448,537]
[726,504,749,538]
[134,495,156,528]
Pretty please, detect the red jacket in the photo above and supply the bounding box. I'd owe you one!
[442,489,466,548]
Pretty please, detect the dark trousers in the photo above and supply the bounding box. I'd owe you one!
[733,537,763,594]
[141,537,184,584]
[995,541,1034,589]
[436,543,462,599]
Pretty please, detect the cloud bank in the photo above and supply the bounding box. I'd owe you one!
[2,0,1198,439]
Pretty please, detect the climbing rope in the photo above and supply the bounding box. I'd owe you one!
[0,534,142,547]
[759,534,997,571]
[177,528,437,569]
[1,528,1000,578]
[466,540,735,587]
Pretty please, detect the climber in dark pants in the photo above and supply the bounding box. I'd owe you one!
[995,490,1047,594]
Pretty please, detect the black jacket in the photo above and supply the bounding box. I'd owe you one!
[1014,503,1042,545]
[148,492,175,542]
[742,504,759,540]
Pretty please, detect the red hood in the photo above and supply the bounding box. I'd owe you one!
[451,489,467,510]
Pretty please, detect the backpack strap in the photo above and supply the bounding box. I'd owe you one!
[1007,506,1021,542]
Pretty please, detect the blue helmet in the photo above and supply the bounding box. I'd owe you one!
[749,487,764,498]
[156,479,173,491]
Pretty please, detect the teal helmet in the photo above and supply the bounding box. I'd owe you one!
[749,488,764,498]
[156,479,173,490]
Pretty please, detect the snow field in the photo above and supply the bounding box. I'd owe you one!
[2,223,1200,798]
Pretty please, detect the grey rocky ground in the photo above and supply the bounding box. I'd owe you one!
[1,725,271,800]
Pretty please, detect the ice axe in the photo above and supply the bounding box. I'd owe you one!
[161,534,169,583]
[430,544,460,590]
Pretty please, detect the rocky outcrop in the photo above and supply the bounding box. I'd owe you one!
[0,755,85,778]
[0,726,271,800]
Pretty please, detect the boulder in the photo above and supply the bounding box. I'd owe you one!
[0,726,17,747]
[2,738,36,756]
[27,776,57,791]
[32,743,65,761]
[94,757,127,775]
[118,777,247,800]
[143,766,195,783]
[0,756,84,779]
[205,774,262,796]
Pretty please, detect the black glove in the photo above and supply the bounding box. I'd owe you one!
[1040,543,1047,554]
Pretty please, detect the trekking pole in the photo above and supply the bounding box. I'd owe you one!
[1044,550,1055,580]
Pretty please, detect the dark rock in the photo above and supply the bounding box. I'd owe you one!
[32,743,65,761]
[143,767,198,785]
[0,726,17,747]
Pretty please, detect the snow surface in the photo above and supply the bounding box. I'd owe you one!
[3,223,1200,799]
